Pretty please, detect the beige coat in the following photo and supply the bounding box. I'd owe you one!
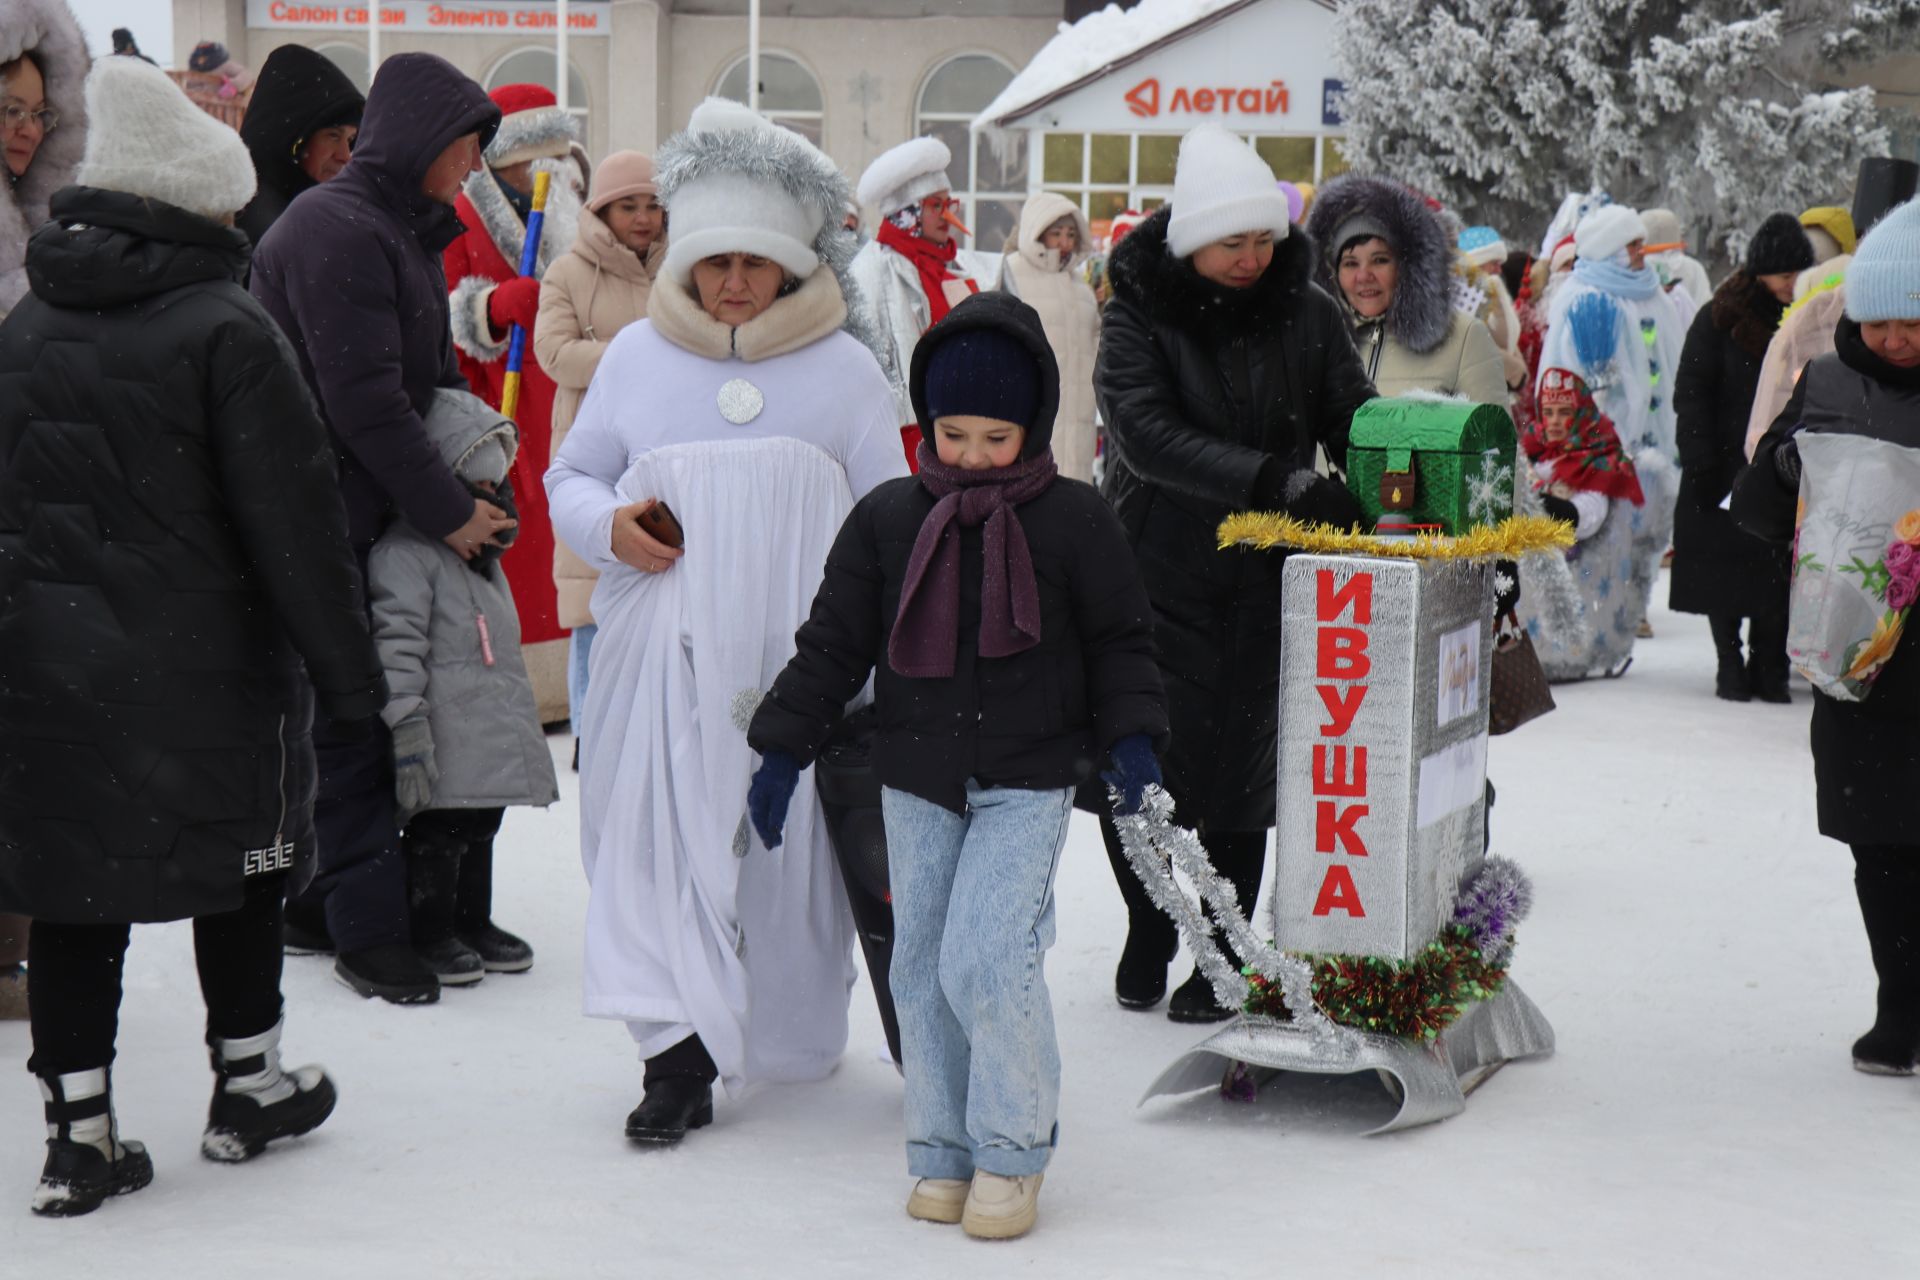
[1353,308,1507,404]
[1745,281,1847,460]
[533,210,661,627]
[1000,192,1101,482]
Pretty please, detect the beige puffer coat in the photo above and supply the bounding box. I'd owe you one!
[533,209,661,628]
[1352,307,1508,404]
[1000,192,1101,482]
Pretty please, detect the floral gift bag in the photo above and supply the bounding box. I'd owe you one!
[1788,433,1920,702]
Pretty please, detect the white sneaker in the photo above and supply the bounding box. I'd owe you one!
[906,1177,969,1224]
[962,1171,1043,1240]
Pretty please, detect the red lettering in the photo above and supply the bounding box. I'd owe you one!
[1168,87,1192,113]
[1315,683,1367,737]
[1315,569,1372,624]
[1267,81,1290,113]
[1316,801,1369,856]
[1311,865,1366,916]
[1317,627,1369,680]
[1124,78,1160,118]
[1237,88,1262,113]
[1192,88,1215,112]
[1311,744,1367,797]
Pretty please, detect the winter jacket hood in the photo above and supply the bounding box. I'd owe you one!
[336,52,498,252]
[28,186,248,310]
[424,385,519,479]
[237,44,364,243]
[1,0,90,316]
[908,289,1060,459]
[1107,204,1314,339]
[1305,175,1455,356]
[1012,191,1089,274]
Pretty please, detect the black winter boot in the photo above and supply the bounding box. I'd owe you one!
[1748,613,1793,704]
[1167,967,1236,1024]
[628,1035,717,1145]
[454,841,533,974]
[1710,616,1751,702]
[202,1019,337,1162]
[31,1068,152,1217]
[408,846,483,987]
[334,944,439,1004]
[1852,850,1920,1075]
[1114,927,1178,1011]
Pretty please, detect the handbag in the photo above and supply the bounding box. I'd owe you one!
[1489,633,1556,734]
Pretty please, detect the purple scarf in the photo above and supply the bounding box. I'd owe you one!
[887,442,1059,679]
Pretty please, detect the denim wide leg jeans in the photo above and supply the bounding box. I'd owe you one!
[880,782,1073,1179]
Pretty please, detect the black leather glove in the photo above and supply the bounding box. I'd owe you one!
[1773,437,1802,492]
[1540,492,1579,526]
[1255,463,1365,530]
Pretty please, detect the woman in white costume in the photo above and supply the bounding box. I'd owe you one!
[546,98,906,1144]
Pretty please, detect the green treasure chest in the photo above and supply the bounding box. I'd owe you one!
[1344,397,1518,535]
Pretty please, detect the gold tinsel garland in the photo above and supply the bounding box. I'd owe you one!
[1216,513,1575,560]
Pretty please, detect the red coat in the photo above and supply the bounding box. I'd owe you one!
[443,190,566,649]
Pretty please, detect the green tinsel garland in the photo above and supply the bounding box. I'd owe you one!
[1241,925,1509,1042]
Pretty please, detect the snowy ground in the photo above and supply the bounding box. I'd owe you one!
[2,584,1916,1278]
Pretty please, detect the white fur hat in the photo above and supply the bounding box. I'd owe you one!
[76,55,255,220]
[1574,204,1648,264]
[1166,124,1292,259]
[658,98,838,286]
[857,137,951,216]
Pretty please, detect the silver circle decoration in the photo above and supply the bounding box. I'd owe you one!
[717,378,765,426]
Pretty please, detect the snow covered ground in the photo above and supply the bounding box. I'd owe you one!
[2,585,1915,1277]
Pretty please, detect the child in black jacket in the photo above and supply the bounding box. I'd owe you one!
[747,291,1167,1239]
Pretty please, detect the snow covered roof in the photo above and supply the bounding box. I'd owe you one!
[973,0,1287,130]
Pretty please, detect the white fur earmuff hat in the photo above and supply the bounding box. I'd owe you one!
[1574,204,1648,264]
[76,55,256,220]
[857,137,951,217]
[1166,124,1292,259]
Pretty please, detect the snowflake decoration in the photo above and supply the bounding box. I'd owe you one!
[1493,568,1516,598]
[1466,448,1513,527]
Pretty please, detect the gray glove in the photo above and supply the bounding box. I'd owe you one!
[392,717,438,821]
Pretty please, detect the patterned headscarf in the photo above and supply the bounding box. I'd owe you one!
[1524,368,1645,505]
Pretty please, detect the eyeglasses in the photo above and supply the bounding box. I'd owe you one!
[2,104,58,134]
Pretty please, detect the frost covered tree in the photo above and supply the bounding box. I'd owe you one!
[1333,0,1919,258]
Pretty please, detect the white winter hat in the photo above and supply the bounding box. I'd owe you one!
[1574,204,1648,264]
[76,56,255,220]
[659,98,834,286]
[857,137,951,216]
[1166,124,1292,259]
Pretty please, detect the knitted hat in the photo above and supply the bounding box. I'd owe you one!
[923,327,1041,429]
[1459,225,1507,268]
[483,83,578,168]
[657,97,840,287]
[1639,208,1685,252]
[1800,206,1856,261]
[76,56,256,220]
[1574,204,1647,263]
[1165,124,1292,259]
[857,137,951,216]
[588,150,656,213]
[1844,198,1920,323]
[1331,212,1392,256]
[1745,212,1816,278]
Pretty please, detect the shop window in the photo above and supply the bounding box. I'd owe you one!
[717,53,824,147]
[486,47,591,137]
[1255,136,1315,185]
[1089,134,1130,185]
[1043,134,1084,185]
[917,54,1021,251]
[1136,135,1179,186]
[315,43,370,95]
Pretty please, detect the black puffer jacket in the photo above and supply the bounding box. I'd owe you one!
[1670,274,1790,617]
[236,44,365,248]
[0,188,384,923]
[1097,208,1374,831]
[750,292,1168,814]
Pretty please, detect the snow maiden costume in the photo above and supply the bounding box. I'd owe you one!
[546,97,907,1141]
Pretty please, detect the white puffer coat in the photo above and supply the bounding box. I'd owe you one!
[1000,192,1100,482]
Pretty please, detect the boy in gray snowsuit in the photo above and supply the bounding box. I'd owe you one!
[368,389,560,986]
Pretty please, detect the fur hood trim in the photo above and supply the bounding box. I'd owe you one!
[1106,205,1316,338]
[459,156,582,280]
[1304,175,1455,356]
[484,101,579,168]
[646,266,850,364]
[1,0,90,315]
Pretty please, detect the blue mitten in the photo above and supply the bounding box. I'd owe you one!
[747,750,801,850]
[1100,734,1162,816]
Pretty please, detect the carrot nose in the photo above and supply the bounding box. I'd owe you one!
[942,206,972,238]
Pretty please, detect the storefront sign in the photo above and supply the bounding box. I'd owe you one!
[247,0,609,35]
[1321,77,1346,126]
[1124,77,1291,120]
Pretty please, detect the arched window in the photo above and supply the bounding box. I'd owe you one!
[916,54,1019,251]
[485,47,591,131]
[314,43,370,95]
[716,53,824,148]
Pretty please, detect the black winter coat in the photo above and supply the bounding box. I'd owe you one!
[236,44,365,248]
[1096,209,1374,830]
[1670,275,1791,617]
[750,292,1168,814]
[1732,321,1920,846]
[0,189,385,923]
[251,52,499,551]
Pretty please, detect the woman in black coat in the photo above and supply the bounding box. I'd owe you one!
[1731,198,1920,1076]
[1094,129,1374,1022]
[0,57,382,1215]
[235,43,364,248]
[1671,213,1813,701]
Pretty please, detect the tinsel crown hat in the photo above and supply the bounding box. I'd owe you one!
[656,97,848,288]
[483,82,579,168]
[857,136,952,217]
[76,55,256,220]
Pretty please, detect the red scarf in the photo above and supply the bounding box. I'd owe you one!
[1524,371,1646,506]
[877,220,972,326]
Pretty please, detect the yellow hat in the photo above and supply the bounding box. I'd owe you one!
[1800,206,1857,259]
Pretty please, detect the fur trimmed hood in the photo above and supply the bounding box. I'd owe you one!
[1304,175,1455,356]
[2,0,90,316]
[1106,205,1316,338]
[459,156,582,279]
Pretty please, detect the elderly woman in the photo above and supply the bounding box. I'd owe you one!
[546,99,905,1145]
[1094,124,1373,1022]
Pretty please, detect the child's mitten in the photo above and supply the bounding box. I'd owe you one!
[747,750,800,851]
[392,718,438,820]
[1101,734,1162,816]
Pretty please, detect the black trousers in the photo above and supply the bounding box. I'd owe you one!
[1853,844,1920,1009]
[644,1034,718,1088]
[1099,810,1267,964]
[26,874,287,1077]
[1709,613,1789,670]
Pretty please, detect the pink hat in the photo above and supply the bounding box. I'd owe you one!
[588,150,656,212]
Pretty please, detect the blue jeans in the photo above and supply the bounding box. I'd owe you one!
[880,783,1073,1179]
[568,623,598,735]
